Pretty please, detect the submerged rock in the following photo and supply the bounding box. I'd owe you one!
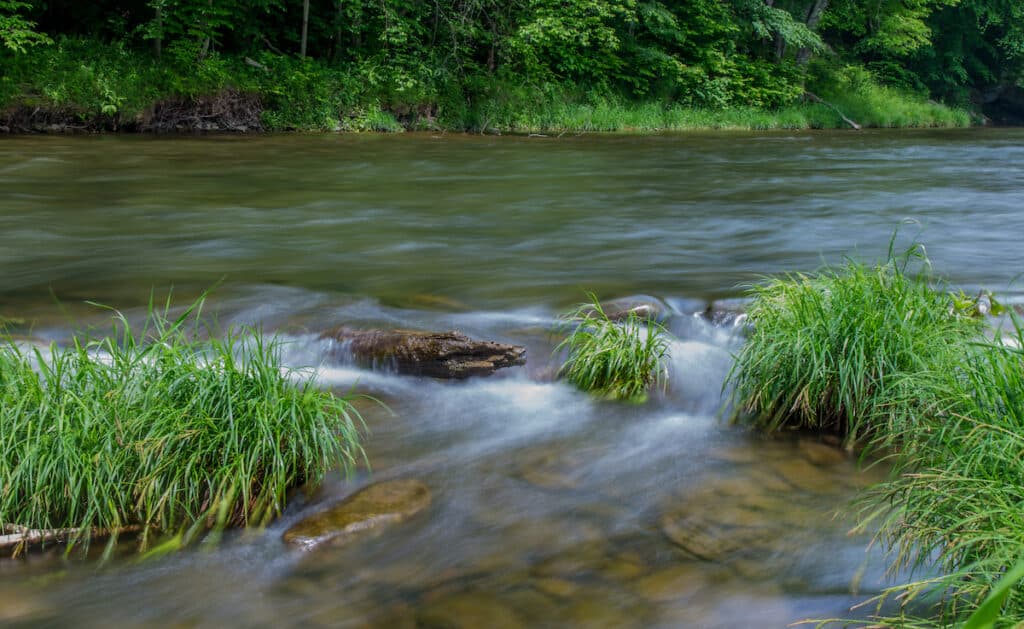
[322,327,526,379]
[585,295,671,323]
[282,479,431,550]
[417,592,528,629]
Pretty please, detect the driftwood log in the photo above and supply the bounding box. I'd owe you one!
[322,328,526,379]
[0,524,142,552]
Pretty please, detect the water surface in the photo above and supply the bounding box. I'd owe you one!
[1,129,1021,627]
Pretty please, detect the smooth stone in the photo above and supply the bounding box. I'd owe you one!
[417,592,528,629]
[634,565,707,602]
[599,551,649,581]
[531,541,610,579]
[563,595,644,628]
[584,295,671,323]
[660,511,772,561]
[768,457,841,494]
[797,438,847,466]
[534,577,580,598]
[282,479,431,550]
[518,468,578,491]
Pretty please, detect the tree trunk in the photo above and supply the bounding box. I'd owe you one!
[796,0,829,65]
[153,3,163,59]
[300,0,311,57]
[333,0,344,61]
[198,0,213,61]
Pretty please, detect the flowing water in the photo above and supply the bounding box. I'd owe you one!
[1,129,1023,627]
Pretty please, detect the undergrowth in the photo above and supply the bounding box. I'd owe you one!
[556,294,670,402]
[0,295,365,554]
[727,242,981,449]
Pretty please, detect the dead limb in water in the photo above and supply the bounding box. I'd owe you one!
[804,91,862,130]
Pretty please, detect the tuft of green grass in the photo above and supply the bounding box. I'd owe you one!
[0,294,364,553]
[727,242,981,448]
[855,316,1024,626]
[731,239,1024,626]
[556,294,670,402]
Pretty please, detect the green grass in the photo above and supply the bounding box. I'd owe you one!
[730,240,1024,626]
[727,243,981,448]
[854,318,1024,626]
[556,294,670,402]
[811,63,973,129]
[1,38,971,133]
[0,295,364,553]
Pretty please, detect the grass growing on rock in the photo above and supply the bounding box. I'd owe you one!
[556,294,670,402]
[0,296,364,553]
[727,244,981,448]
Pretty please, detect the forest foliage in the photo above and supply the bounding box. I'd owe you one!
[0,0,1020,128]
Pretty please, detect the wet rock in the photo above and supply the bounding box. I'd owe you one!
[634,565,707,602]
[660,509,773,561]
[283,479,431,550]
[797,438,847,466]
[588,295,671,323]
[563,593,646,628]
[531,541,610,579]
[768,458,838,494]
[417,592,528,629]
[534,577,579,598]
[599,551,649,581]
[322,327,526,379]
[702,299,750,328]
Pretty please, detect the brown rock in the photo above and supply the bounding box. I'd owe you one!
[282,479,431,550]
[322,328,526,378]
[417,592,528,629]
[797,438,847,466]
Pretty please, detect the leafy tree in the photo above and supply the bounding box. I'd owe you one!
[0,0,50,53]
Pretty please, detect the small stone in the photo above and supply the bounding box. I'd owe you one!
[797,439,847,466]
[534,577,579,598]
[635,565,706,602]
[600,551,649,581]
[417,592,527,629]
[769,458,840,494]
[283,479,431,550]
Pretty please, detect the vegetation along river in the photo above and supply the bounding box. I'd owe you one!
[1,129,1023,627]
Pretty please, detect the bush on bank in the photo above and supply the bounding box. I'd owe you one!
[0,297,364,553]
[0,38,971,133]
[728,244,1024,625]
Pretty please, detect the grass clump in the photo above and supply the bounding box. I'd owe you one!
[0,296,364,553]
[556,294,670,402]
[730,239,1024,625]
[727,243,981,448]
[856,319,1024,625]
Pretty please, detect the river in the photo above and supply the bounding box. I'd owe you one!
[1,129,1022,627]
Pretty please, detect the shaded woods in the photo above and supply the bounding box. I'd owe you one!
[1,0,1021,131]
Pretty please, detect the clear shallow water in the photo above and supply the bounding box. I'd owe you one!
[1,129,1022,627]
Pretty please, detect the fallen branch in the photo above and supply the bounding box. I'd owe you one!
[244,56,270,72]
[1,524,143,552]
[804,91,862,130]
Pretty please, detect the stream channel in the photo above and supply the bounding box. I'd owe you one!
[1,129,1023,627]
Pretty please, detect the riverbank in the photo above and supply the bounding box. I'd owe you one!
[0,40,973,134]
